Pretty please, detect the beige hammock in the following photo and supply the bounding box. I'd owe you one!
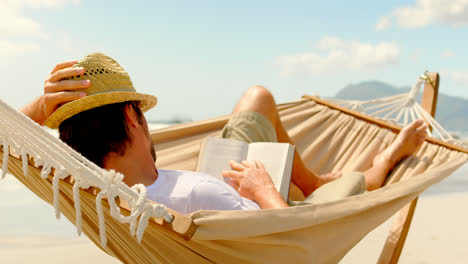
[1,73,467,264]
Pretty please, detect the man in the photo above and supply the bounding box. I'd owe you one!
[21,53,427,213]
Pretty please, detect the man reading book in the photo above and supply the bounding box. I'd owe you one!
[21,53,427,213]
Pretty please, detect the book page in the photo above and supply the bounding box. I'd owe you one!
[197,137,249,183]
[246,142,295,200]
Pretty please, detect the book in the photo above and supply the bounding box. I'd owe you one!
[196,136,295,201]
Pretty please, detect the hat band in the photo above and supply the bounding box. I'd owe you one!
[89,87,136,95]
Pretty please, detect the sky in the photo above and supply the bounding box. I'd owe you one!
[1,0,468,122]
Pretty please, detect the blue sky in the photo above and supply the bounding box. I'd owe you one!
[1,0,468,122]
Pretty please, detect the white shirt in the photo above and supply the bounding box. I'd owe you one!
[146,169,260,214]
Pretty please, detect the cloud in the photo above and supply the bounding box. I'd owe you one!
[442,70,468,86]
[0,12,41,36]
[375,0,468,30]
[441,50,456,57]
[0,40,39,56]
[0,0,80,57]
[375,16,392,31]
[0,0,80,12]
[276,37,400,76]
[0,0,79,36]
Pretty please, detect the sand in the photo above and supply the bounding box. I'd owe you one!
[0,235,116,264]
[0,192,466,264]
[342,192,468,264]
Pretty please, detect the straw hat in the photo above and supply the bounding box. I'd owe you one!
[44,52,157,129]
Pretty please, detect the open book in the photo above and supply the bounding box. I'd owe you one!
[196,137,295,201]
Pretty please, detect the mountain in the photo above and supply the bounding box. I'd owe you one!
[334,81,468,132]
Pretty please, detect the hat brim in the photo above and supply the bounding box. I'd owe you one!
[44,92,157,129]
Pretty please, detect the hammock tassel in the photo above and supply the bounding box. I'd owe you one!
[136,207,152,242]
[73,182,83,236]
[128,184,148,236]
[21,150,29,177]
[53,170,67,220]
[96,190,108,247]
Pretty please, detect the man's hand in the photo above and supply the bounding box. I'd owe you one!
[222,160,289,209]
[20,60,91,125]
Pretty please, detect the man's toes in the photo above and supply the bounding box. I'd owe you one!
[416,124,428,133]
[408,119,424,130]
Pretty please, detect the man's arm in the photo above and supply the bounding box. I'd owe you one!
[20,60,90,125]
[222,160,289,209]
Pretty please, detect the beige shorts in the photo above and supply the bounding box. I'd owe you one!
[221,111,366,204]
[221,111,277,143]
[289,171,366,205]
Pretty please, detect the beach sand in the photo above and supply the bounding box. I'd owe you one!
[342,192,468,264]
[0,192,466,263]
[0,235,116,264]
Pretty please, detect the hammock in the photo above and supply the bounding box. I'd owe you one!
[1,73,467,264]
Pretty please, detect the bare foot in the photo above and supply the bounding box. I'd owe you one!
[373,119,427,169]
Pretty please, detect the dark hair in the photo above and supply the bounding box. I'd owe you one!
[59,101,143,167]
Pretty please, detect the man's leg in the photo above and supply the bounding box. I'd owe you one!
[232,85,325,197]
[362,120,427,190]
[231,86,428,195]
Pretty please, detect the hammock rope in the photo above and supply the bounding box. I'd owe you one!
[327,71,467,148]
[0,99,174,247]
